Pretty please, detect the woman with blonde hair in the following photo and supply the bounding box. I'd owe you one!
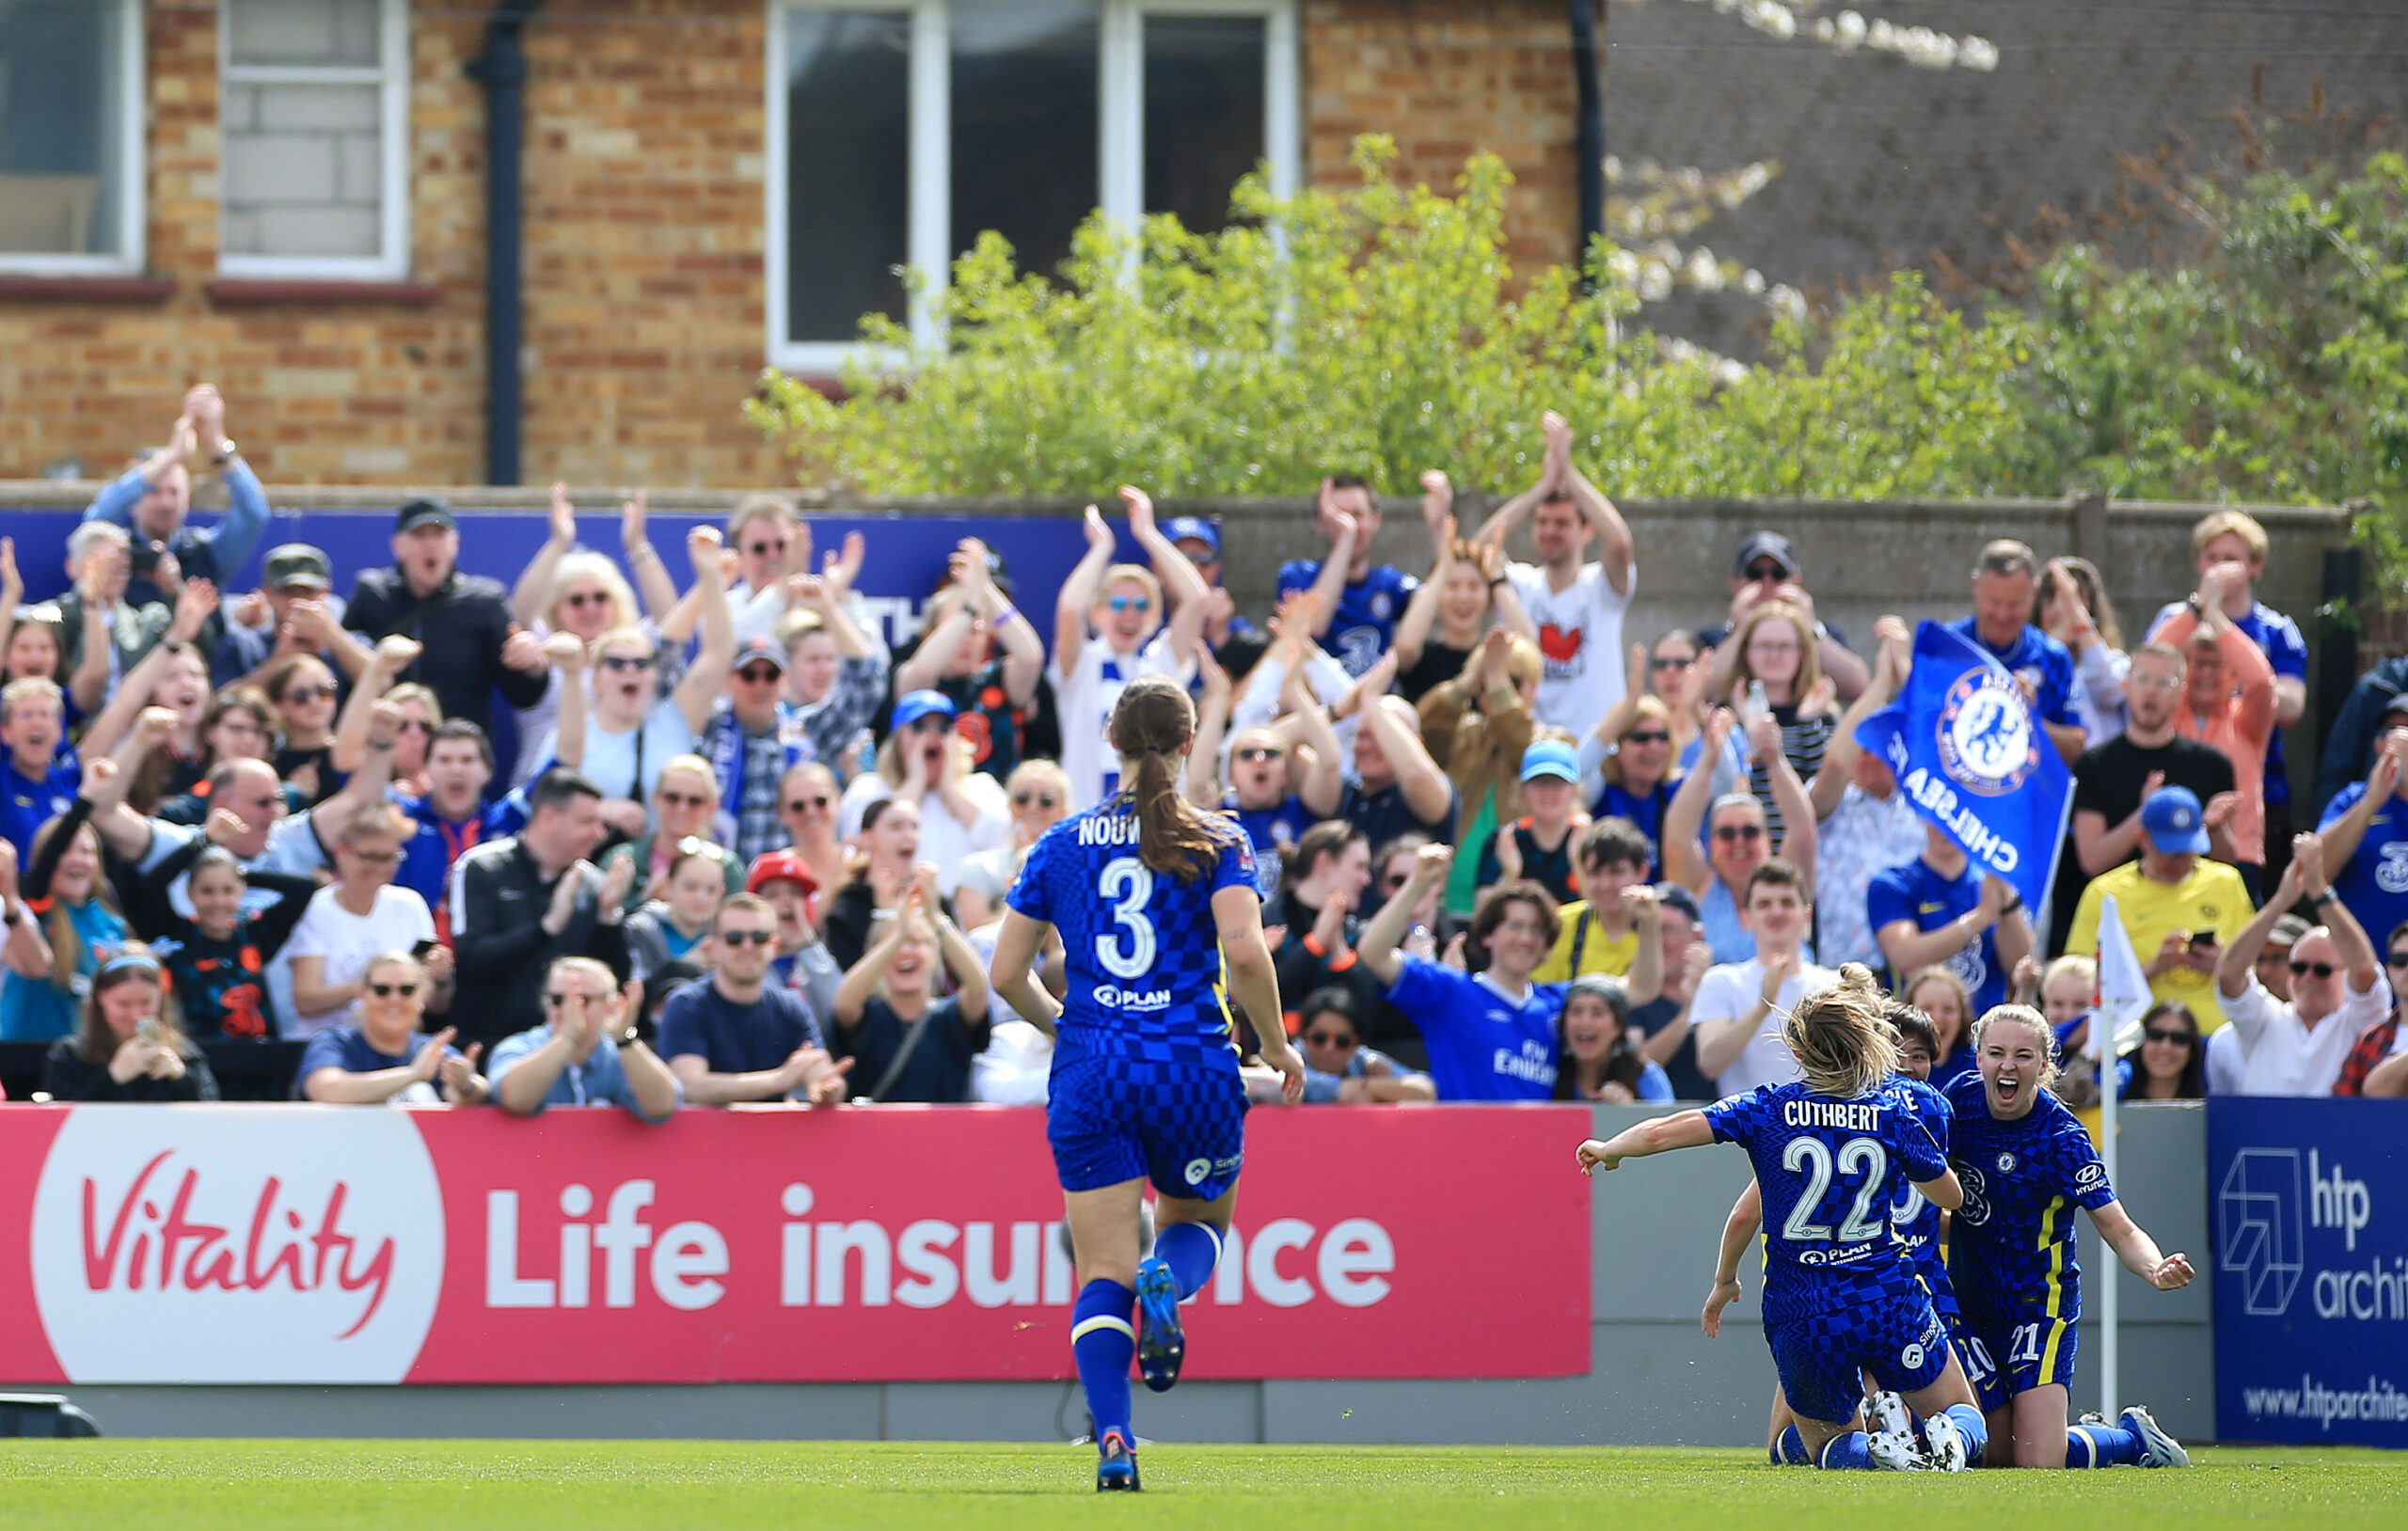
[952,758,1071,930]
[1050,488,1212,813]
[40,944,220,1102]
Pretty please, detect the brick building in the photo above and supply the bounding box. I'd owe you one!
[0,0,1591,489]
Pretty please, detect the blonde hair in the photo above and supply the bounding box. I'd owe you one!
[655,753,720,798]
[2041,954,2096,1002]
[1902,965,1974,1051]
[1782,962,1899,1099]
[2192,509,2269,565]
[547,551,641,632]
[1730,600,1825,706]
[1971,1002,2063,1094]
[727,493,798,548]
[1095,564,1165,626]
[386,682,443,726]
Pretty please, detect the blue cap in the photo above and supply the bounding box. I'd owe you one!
[2140,785,2210,855]
[892,689,958,730]
[1164,516,1221,558]
[1520,738,1579,783]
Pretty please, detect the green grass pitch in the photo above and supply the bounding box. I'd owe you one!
[0,1441,2400,1529]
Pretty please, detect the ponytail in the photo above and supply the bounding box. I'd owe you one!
[1110,677,1223,882]
[1782,962,1898,1100]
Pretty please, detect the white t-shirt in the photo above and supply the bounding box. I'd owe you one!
[836,770,1011,894]
[139,815,329,919]
[1507,560,1633,743]
[2221,973,2391,1097]
[1689,955,1839,1098]
[1048,631,1192,813]
[2204,1023,2245,1096]
[277,884,436,1038]
[540,699,697,804]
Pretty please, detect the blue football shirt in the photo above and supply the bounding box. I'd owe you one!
[1008,797,1258,1051]
[1941,1072,2117,1323]
[1865,855,2009,1013]
[1275,559,1418,677]
[1944,616,2077,730]
[1886,1075,1958,1315]
[1384,957,1563,1101]
[1703,1079,1949,1322]
[2320,781,2408,956]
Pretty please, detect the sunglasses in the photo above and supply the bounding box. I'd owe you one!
[717,929,777,947]
[2386,952,2408,970]
[1012,790,1060,809]
[2289,960,2339,978]
[395,718,433,734]
[1744,563,1788,582]
[560,591,610,609]
[2143,1028,2194,1045]
[1235,747,1285,763]
[1304,1031,1357,1049]
[675,836,730,861]
[657,790,711,809]
[1623,730,1671,745]
[542,990,602,1009]
[747,539,788,557]
[282,686,332,704]
[784,796,832,813]
[369,982,420,999]
[1107,595,1152,613]
[1650,655,1696,671]
[1382,872,1410,890]
[736,667,783,685]
[600,654,656,672]
[1712,824,1766,842]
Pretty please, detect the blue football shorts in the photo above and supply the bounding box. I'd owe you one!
[1765,1290,1952,1426]
[1047,1036,1248,1202]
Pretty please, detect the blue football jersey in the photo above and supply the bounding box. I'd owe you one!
[1887,1075,1958,1315]
[1275,559,1418,677]
[1941,1072,2117,1323]
[1007,796,1258,1050]
[1703,1079,1949,1323]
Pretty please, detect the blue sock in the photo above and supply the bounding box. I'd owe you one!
[1817,1431,1874,1471]
[1151,1223,1223,1301]
[1071,1280,1136,1446]
[1774,1425,1811,1464]
[2067,1422,2141,1467]
[1941,1403,1989,1464]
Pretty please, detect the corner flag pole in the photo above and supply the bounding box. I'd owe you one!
[2090,894,2151,1419]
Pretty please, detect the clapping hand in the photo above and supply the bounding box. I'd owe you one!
[438,1041,484,1102]
[547,481,577,547]
[1082,504,1115,554]
[409,1028,460,1087]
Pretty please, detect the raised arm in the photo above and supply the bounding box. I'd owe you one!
[331,636,418,774]
[1357,842,1450,989]
[2319,747,2400,869]
[313,700,401,828]
[1810,615,1907,821]
[661,525,736,734]
[1187,644,1234,808]
[1124,486,1210,664]
[82,584,216,758]
[1356,656,1450,827]
[1297,486,1360,639]
[513,481,577,627]
[1661,710,1729,893]
[832,891,911,1028]
[1549,410,1634,596]
[933,903,990,1023]
[894,590,974,695]
[1389,519,1454,674]
[2219,850,2307,1000]
[1054,505,1117,666]
[618,492,680,623]
[1752,711,1818,885]
[2086,1199,2194,1290]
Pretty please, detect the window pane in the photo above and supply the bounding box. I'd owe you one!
[953,2,1098,276]
[1144,15,1263,231]
[784,9,910,343]
[229,0,382,69]
[223,81,384,257]
[0,0,125,255]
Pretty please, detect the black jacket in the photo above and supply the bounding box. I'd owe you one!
[343,565,547,739]
[43,1035,221,1102]
[450,835,630,1049]
[2317,654,2408,813]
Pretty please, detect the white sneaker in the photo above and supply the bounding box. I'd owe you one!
[1922,1410,1972,1472]
[1864,1392,1927,1471]
[2120,1404,2192,1468]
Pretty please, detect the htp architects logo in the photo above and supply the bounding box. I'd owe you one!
[30,1108,447,1381]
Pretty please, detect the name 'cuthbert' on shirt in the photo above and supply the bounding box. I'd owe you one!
[1782,1099,1885,1130]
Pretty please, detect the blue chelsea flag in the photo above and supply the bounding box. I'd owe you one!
[1854,620,2072,912]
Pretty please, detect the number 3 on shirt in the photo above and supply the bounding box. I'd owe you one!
[1096,857,1157,979]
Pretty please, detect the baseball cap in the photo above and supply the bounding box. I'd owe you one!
[893,689,958,730]
[262,544,331,592]
[1164,516,1222,559]
[2139,785,2210,855]
[1520,738,1579,783]
[729,634,787,674]
[394,497,457,535]
[1652,882,1703,926]
[1734,531,1798,579]
[745,849,820,899]
[2266,914,2314,950]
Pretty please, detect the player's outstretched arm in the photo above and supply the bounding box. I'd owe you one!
[2087,1199,2194,1290]
[1704,1179,1764,1338]
[1575,1109,1713,1176]
[988,908,1061,1039]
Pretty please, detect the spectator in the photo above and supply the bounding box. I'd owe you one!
[1699,532,1870,703]
[1949,539,2084,764]
[600,755,742,919]
[2318,718,2408,948]
[2035,953,2097,1059]
[838,690,1008,892]
[822,796,942,971]
[1277,474,1423,677]
[778,578,889,779]
[1580,686,1682,851]
[625,840,735,981]
[1471,411,1636,742]
[1901,965,1976,1089]
[343,497,553,745]
[0,678,78,864]
[955,759,1070,929]
[2333,918,2408,1097]
[282,802,447,1039]
[829,874,991,1103]
[1552,974,1673,1103]
[891,539,1045,783]
[1354,844,1565,1101]
[3,799,129,1042]
[743,850,842,1013]
[774,760,846,917]
[1473,738,1585,906]
[1161,514,1259,659]
[77,585,219,809]
[1662,709,1818,965]
[1418,632,1543,913]
[1624,882,1716,1100]
[1721,601,1838,844]
[1188,655,1319,896]
[1363,831,1461,960]
[699,632,820,864]
[2063,786,2253,1034]
[83,385,267,621]
[1868,824,2033,1016]
[509,486,687,784]
[129,843,315,1042]
[489,955,682,1122]
[2067,642,2241,882]
[2149,512,2309,860]
[55,520,169,715]
[2316,651,2408,814]
[723,494,866,645]
[152,687,281,827]
[2037,556,2130,745]
[40,945,220,1103]
[388,719,525,939]
[1535,817,1659,984]
[449,768,633,1050]
[1644,629,1712,768]
[655,892,849,1106]
[1265,820,1373,1025]
[1319,662,1458,851]
[1051,489,1208,811]
[261,653,342,806]
[1804,619,1925,970]
[1688,860,1839,1097]
[2155,558,2279,886]
[2116,1002,2208,1102]
[1392,513,1530,705]
[213,544,366,694]
[1291,987,1435,1103]
[296,950,486,1105]
[2213,834,2389,1096]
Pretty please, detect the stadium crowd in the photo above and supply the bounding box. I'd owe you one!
[3,386,2405,1113]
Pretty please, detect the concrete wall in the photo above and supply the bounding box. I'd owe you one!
[19,1103,2214,1444]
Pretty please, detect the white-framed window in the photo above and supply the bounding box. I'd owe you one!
[765,0,1299,373]
[218,0,411,278]
[0,0,145,275]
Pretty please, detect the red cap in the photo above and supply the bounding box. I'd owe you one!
[745,849,819,898]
